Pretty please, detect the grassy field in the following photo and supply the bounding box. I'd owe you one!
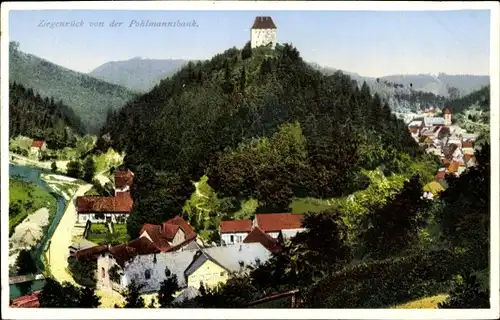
[290,197,336,214]
[86,223,130,245]
[391,294,449,309]
[9,177,57,236]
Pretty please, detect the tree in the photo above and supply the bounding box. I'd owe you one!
[360,175,431,258]
[15,249,37,275]
[122,280,145,308]
[241,41,252,60]
[158,275,180,307]
[439,272,489,308]
[66,160,83,179]
[51,161,58,173]
[83,156,97,182]
[38,278,101,308]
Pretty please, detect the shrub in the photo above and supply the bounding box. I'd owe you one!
[304,249,478,308]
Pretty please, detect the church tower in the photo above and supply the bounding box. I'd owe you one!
[251,16,277,49]
[443,108,452,126]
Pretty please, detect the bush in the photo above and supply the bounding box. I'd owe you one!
[304,249,479,308]
[67,257,97,288]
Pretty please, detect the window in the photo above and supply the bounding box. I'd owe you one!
[230,235,234,243]
[220,272,225,276]
[165,267,171,277]
[145,269,151,280]
[101,267,105,278]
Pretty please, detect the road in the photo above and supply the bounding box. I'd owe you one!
[47,183,92,285]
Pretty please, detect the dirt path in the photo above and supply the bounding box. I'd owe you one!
[47,183,92,285]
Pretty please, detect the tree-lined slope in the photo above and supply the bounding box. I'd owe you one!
[9,42,138,134]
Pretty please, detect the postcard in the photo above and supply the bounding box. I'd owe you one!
[1,1,499,319]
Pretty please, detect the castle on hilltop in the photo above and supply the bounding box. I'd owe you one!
[251,16,277,49]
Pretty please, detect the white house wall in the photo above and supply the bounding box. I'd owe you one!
[221,232,248,245]
[78,213,128,224]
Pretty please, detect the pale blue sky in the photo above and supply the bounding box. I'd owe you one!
[8,10,491,77]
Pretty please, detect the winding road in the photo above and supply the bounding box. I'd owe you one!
[47,183,92,285]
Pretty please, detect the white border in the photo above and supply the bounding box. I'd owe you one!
[1,1,499,319]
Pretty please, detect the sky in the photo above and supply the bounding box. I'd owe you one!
[8,10,491,77]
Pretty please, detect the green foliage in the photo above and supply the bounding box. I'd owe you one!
[437,142,490,265]
[158,275,180,307]
[305,249,475,308]
[83,156,97,182]
[9,42,137,134]
[360,175,431,259]
[38,278,101,308]
[109,264,122,284]
[15,249,38,275]
[241,41,252,60]
[438,272,489,308]
[120,280,145,308]
[9,177,57,236]
[9,82,84,148]
[447,85,490,113]
[51,161,58,173]
[67,257,97,287]
[66,160,83,179]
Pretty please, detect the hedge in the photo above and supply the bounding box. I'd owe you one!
[304,249,486,308]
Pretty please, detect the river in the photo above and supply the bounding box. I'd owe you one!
[9,163,67,300]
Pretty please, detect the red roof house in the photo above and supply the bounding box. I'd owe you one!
[462,140,474,149]
[435,171,446,180]
[254,213,305,233]
[115,169,134,189]
[31,140,46,149]
[219,219,253,234]
[10,290,41,308]
[243,227,281,253]
[77,191,133,214]
[139,216,197,252]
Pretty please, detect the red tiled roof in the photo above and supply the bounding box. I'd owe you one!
[255,213,304,232]
[219,219,253,233]
[71,244,110,260]
[462,140,473,148]
[443,108,451,114]
[77,191,133,213]
[109,237,161,266]
[10,290,41,308]
[251,16,277,29]
[243,226,281,253]
[115,169,134,189]
[139,216,197,252]
[31,140,45,148]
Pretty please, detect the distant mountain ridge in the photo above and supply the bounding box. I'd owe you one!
[89,57,189,92]
[9,42,137,134]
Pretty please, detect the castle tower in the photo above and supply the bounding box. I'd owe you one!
[251,16,277,49]
[443,108,452,126]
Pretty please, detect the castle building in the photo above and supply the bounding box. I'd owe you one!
[251,16,277,49]
[443,108,452,126]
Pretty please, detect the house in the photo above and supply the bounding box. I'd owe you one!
[219,219,253,245]
[447,161,461,175]
[462,139,475,154]
[76,191,133,223]
[251,16,277,49]
[219,213,305,244]
[139,216,198,252]
[77,169,135,223]
[253,213,305,239]
[30,140,46,158]
[97,241,270,294]
[443,143,463,162]
[184,243,272,289]
[243,226,281,253]
[114,169,134,194]
[423,117,445,127]
[462,132,478,141]
[10,290,41,308]
[464,154,477,168]
[443,108,452,126]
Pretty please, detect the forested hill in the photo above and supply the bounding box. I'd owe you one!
[9,82,85,149]
[446,85,490,114]
[9,42,138,134]
[99,42,432,237]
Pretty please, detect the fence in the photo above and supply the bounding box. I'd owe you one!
[247,290,301,308]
